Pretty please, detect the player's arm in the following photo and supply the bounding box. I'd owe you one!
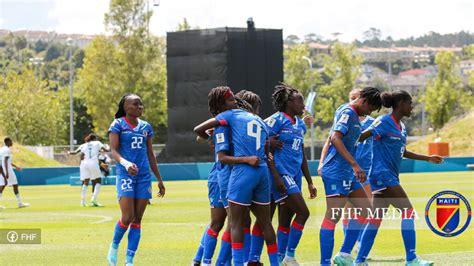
[194,119,221,140]
[317,136,330,176]
[358,130,373,142]
[301,144,317,199]
[217,151,259,166]
[330,131,366,183]
[66,145,82,155]
[109,132,138,176]
[146,136,165,197]
[403,149,443,164]
[266,151,286,193]
[11,162,21,171]
[3,156,9,179]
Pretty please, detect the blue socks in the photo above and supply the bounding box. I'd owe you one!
[112,219,128,248]
[319,219,336,265]
[193,225,208,263]
[267,243,279,266]
[286,221,304,258]
[277,226,290,262]
[243,227,251,262]
[126,223,141,264]
[232,242,244,266]
[340,216,367,254]
[249,224,264,262]
[356,218,382,263]
[203,227,219,264]
[216,230,232,265]
[402,208,417,261]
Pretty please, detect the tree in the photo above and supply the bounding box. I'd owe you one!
[72,97,95,142]
[363,27,382,41]
[44,44,63,62]
[176,18,191,31]
[284,44,320,100]
[315,43,363,123]
[285,35,301,45]
[423,51,465,134]
[78,0,167,140]
[304,33,323,43]
[0,69,66,145]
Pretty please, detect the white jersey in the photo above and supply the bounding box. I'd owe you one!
[0,146,12,169]
[80,141,104,162]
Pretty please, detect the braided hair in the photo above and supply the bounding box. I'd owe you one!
[235,90,262,113]
[272,83,300,112]
[381,90,411,110]
[114,93,135,119]
[359,87,383,111]
[235,96,254,113]
[208,86,233,117]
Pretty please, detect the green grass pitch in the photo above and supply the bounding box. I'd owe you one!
[1,171,473,265]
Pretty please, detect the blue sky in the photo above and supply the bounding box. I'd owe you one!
[0,0,472,41]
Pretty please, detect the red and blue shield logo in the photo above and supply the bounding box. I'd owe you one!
[436,198,460,233]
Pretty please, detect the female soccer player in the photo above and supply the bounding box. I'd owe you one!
[192,87,237,266]
[194,86,279,266]
[318,87,382,266]
[0,137,29,208]
[107,94,166,266]
[261,83,317,265]
[355,90,443,266]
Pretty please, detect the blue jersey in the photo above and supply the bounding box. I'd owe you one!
[367,114,407,180]
[108,117,154,180]
[208,163,218,183]
[322,104,361,180]
[265,112,306,177]
[355,116,375,175]
[215,109,269,166]
[213,125,232,183]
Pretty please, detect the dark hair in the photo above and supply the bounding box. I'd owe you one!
[360,87,383,111]
[208,86,232,117]
[234,96,254,113]
[85,133,97,142]
[115,93,134,118]
[235,90,262,112]
[272,82,300,112]
[4,137,12,144]
[381,90,412,109]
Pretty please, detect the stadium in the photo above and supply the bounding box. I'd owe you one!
[0,1,473,265]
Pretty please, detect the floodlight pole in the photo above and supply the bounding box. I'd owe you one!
[67,38,74,151]
[302,56,315,160]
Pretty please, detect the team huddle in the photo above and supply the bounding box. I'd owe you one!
[0,82,442,265]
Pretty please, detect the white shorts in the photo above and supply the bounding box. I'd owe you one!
[80,160,102,181]
[0,168,18,186]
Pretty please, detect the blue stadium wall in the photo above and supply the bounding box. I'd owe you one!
[15,157,474,186]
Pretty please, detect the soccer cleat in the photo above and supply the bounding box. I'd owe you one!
[91,200,103,207]
[125,263,133,266]
[282,256,300,266]
[18,202,30,208]
[191,261,201,266]
[247,261,264,266]
[333,253,354,266]
[81,201,88,207]
[406,257,434,266]
[0,206,6,210]
[107,244,118,266]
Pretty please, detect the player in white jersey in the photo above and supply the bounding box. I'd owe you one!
[0,137,29,208]
[67,134,109,206]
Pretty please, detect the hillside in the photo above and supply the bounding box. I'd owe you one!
[0,136,63,167]
[407,110,474,156]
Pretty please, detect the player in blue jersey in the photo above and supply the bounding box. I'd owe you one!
[194,87,279,266]
[248,84,315,266]
[355,90,443,266]
[107,94,166,266]
[192,87,238,266]
[318,87,383,266]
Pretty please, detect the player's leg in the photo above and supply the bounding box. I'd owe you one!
[228,202,248,266]
[108,196,134,265]
[123,197,148,266]
[282,192,309,265]
[354,183,372,250]
[8,169,28,208]
[385,184,431,265]
[276,203,293,263]
[215,192,232,266]
[0,171,6,208]
[320,178,349,266]
[202,206,226,265]
[355,190,389,263]
[91,177,103,206]
[242,207,252,263]
[335,185,371,265]
[81,178,90,207]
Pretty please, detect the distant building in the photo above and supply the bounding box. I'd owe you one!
[0,29,96,48]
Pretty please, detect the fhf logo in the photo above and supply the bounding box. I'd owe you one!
[425,191,471,237]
